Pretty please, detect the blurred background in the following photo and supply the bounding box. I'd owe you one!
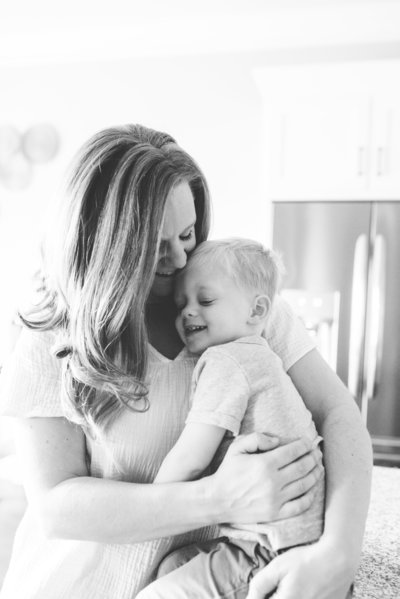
[1,0,400,363]
[1,0,400,586]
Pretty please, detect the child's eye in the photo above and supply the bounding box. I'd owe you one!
[180,229,194,241]
[200,299,214,306]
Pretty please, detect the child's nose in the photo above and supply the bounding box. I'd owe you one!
[183,304,197,318]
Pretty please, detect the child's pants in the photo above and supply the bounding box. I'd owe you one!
[136,536,354,599]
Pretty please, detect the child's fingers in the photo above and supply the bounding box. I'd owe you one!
[228,432,281,455]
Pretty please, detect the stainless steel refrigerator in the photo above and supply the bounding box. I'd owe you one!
[272,201,400,466]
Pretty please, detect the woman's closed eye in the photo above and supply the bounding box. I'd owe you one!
[180,228,194,241]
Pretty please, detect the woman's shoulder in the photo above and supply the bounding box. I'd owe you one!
[264,295,316,371]
[12,326,60,372]
[265,295,296,338]
[0,326,64,418]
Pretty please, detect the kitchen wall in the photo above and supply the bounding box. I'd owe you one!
[0,54,270,362]
[1,1,400,363]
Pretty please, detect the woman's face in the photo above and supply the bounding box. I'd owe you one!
[151,181,197,298]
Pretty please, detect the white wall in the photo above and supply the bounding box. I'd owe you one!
[0,53,269,361]
[2,26,400,361]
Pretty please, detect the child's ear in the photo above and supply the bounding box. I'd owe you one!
[249,295,271,323]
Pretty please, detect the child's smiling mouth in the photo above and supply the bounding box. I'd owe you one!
[184,324,207,335]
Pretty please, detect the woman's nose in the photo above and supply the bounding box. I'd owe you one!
[167,241,187,270]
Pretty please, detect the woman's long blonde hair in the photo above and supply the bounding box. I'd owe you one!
[21,124,210,431]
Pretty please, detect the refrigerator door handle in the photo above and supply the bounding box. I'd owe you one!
[365,234,386,402]
[348,234,368,403]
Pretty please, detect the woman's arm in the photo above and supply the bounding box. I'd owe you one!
[248,348,373,599]
[13,416,321,544]
[290,349,372,563]
[154,422,226,483]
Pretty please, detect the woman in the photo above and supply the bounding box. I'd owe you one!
[0,124,372,599]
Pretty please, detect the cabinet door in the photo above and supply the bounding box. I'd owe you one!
[365,61,400,199]
[255,61,400,201]
[369,99,400,199]
[263,93,370,200]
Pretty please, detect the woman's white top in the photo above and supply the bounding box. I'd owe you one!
[0,297,314,599]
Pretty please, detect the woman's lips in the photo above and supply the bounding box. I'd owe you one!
[155,271,175,278]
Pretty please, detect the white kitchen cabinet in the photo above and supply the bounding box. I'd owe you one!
[254,61,400,201]
[369,90,400,198]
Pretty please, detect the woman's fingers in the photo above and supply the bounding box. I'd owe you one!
[283,459,323,498]
[280,448,322,486]
[261,437,314,469]
[215,433,322,524]
[278,487,316,520]
[278,451,324,519]
[247,560,280,599]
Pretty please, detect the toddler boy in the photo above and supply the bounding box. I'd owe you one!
[139,238,325,599]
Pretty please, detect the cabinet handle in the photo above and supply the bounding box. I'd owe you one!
[357,147,364,176]
[376,147,384,176]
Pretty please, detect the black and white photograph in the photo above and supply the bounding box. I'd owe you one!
[0,1,399,598]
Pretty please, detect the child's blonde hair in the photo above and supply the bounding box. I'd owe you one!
[183,238,285,302]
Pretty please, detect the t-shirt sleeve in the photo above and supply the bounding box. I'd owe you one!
[264,295,316,372]
[186,350,251,436]
[0,327,64,418]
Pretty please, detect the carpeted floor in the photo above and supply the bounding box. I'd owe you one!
[0,463,399,596]
[353,466,400,598]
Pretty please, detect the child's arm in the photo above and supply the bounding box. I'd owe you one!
[154,422,226,483]
[155,349,250,484]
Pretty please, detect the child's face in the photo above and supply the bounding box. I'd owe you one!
[174,261,255,355]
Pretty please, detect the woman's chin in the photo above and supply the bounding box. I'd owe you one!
[150,275,175,299]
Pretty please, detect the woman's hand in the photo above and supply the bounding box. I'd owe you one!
[209,432,323,525]
[247,539,355,599]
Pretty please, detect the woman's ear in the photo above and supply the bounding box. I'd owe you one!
[248,295,271,323]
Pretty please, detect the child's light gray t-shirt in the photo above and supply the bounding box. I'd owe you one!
[186,335,325,552]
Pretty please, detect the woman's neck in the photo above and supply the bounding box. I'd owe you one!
[145,298,184,359]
